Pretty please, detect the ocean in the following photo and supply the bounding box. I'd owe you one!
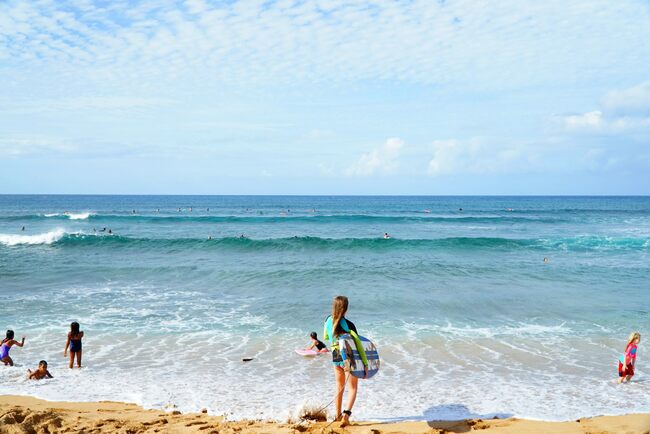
[0,195,648,421]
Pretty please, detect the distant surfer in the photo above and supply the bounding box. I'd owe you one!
[323,296,368,427]
[21,226,25,231]
[383,233,391,239]
[108,229,112,234]
[543,257,549,263]
[305,332,328,353]
[459,208,463,211]
[208,235,212,240]
[100,227,106,232]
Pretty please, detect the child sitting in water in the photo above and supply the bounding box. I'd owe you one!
[28,360,53,380]
[306,331,328,353]
[1,330,25,366]
[64,322,84,368]
[618,331,641,383]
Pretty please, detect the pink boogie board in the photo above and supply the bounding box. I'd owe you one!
[295,349,322,356]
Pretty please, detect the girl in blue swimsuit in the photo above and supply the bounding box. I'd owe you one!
[64,322,84,368]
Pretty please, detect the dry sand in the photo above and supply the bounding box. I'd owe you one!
[0,395,648,434]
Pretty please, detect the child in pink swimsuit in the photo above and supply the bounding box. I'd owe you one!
[618,331,640,384]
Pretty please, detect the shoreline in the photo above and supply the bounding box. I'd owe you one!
[1,396,649,434]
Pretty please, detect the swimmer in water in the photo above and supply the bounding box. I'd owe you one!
[27,360,53,380]
[208,235,212,240]
[21,226,25,231]
[383,233,391,239]
[305,331,328,353]
[108,229,112,234]
[543,257,549,263]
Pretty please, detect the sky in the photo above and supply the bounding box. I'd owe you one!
[1,0,649,195]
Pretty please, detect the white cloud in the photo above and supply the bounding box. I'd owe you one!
[562,110,605,130]
[427,138,525,175]
[558,82,650,134]
[603,81,650,116]
[0,0,648,91]
[346,138,404,176]
[559,109,650,134]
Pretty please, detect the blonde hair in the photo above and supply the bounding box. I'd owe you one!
[627,331,641,349]
[331,296,349,337]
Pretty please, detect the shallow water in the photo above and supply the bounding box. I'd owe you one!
[0,195,648,420]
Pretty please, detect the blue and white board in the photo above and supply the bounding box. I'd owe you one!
[338,334,379,379]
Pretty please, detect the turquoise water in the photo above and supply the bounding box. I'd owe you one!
[0,195,648,420]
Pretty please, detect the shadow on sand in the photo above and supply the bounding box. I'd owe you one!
[367,403,513,433]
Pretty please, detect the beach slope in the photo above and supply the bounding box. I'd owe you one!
[1,396,649,434]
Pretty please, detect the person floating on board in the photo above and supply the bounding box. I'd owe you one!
[618,332,641,384]
[323,295,368,427]
[383,233,391,239]
[64,321,84,369]
[28,360,53,380]
[305,331,328,353]
[1,330,25,366]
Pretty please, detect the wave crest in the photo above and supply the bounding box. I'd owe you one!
[2,233,647,252]
[0,229,66,246]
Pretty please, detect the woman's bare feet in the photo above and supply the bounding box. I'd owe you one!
[340,410,351,427]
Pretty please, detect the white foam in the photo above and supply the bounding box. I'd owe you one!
[0,229,66,246]
[67,212,93,220]
[42,212,93,219]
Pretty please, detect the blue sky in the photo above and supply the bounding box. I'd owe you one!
[1,0,649,194]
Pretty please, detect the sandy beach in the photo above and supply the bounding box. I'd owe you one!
[0,396,648,434]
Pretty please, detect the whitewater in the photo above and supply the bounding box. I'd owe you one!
[0,195,648,421]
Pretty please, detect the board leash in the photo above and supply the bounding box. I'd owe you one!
[297,371,351,433]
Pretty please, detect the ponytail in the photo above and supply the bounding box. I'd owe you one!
[331,296,349,336]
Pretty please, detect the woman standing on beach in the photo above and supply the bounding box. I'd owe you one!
[323,295,368,427]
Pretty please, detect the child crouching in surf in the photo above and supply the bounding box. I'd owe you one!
[618,332,640,383]
[28,360,53,380]
[305,332,328,353]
